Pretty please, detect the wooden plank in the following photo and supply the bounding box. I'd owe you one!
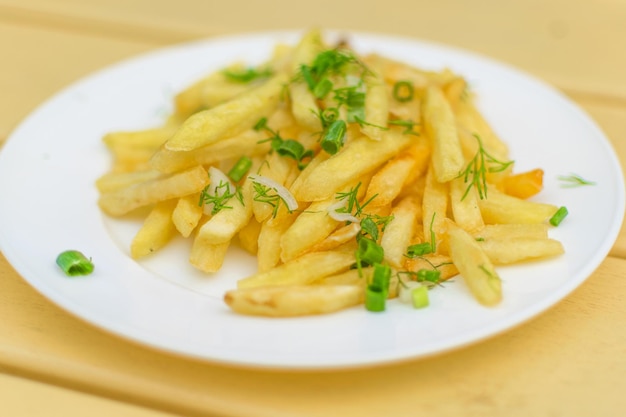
[0,373,174,417]
[0,0,626,99]
[0,22,155,145]
[1,251,625,417]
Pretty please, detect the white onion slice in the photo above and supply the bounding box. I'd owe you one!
[248,174,298,212]
[326,200,360,223]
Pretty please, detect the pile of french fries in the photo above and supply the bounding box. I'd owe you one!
[96,29,565,317]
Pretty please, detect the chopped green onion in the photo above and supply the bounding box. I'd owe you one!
[56,250,94,276]
[393,81,414,102]
[313,78,333,98]
[371,263,391,294]
[333,86,365,123]
[357,237,384,267]
[320,108,339,127]
[417,268,441,283]
[223,67,272,83]
[406,242,433,257]
[275,139,314,169]
[550,206,568,226]
[365,285,386,312]
[228,156,253,182]
[411,285,430,309]
[320,119,346,155]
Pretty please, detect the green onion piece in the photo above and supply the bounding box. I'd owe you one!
[411,285,430,309]
[300,64,316,90]
[549,206,568,226]
[56,250,94,276]
[223,67,272,83]
[313,78,333,99]
[276,139,305,159]
[357,237,384,266]
[406,242,433,257]
[417,269,441,283]
[371,263,391,294]
[320,119,347,155]
[228,156,253,182]
[320,108,339,127]
[365,285,386,312]
[393,81,414,102]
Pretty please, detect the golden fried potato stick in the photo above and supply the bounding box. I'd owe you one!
[447,222,502,306]
[224,284,362,317]
[238,250,356,289]
[98,165,209,216]
[130,200,178,259]
[479,237,564,264]
[294,131,412,202]
[422,85,465,183]
[165,73,289,152]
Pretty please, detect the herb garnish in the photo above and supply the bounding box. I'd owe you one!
[458,134,514,200]
[558,173,595,187]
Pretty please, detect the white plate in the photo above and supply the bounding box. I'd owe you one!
[0,30,623,369]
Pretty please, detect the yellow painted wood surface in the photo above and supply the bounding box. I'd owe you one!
[1,1,625,416]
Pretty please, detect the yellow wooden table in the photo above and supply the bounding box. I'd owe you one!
[1,1,625,416]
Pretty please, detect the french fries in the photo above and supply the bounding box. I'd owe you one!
[96,29,568,318]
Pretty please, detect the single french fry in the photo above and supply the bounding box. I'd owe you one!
[449,175,484,234]
[294,131,412,202]
[165,73,288,152]
[454,97,509,162]
[443,76,467,110]
[422,166,449,253]
[502,168,544,199]
[447,222,502,306]
[287,150,330,197]
[224,284,362,317]
[109,148,156,173]
[360,57,388,141]
[257,212,298,272]
[422,85,465,183]
[172,193,204,238]
[315,268,364,286]
[189,240,230,273]
[478,187,559,224]
[288,29,324,132]
[381,196,420,268]
[150,129,270,174]
[103,125,177,151]
[95,170,163,193]
[308,222,361,253]
[479,237,564,264]
[98,165,210,216]
[238,250,356,288]
[130,200,177,259]
[364,140,430,207]
[279,198,341,262]
[473,224,549,240]
[174,64,253,118]
[238,218,262,255]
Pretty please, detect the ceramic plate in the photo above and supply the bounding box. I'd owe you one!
[0,30,623,369]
